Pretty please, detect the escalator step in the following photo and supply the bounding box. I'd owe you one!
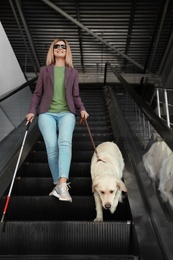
[76,120,110,126]
[32,136,111,152]
[33,140,111,152]
[0,255,139,260]
[27,150,93,163]
[0,221,132,255]
[0,196,131,221]
[74,126,112,134]
[73,132,113,141]
[19,162,91,177]
[11,177,92,196]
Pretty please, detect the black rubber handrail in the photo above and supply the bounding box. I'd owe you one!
[0,76,38,102]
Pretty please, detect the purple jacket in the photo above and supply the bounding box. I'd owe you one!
[28,64,86,115]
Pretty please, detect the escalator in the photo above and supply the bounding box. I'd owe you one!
[0,85,166,259]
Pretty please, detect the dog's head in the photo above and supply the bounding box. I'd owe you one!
[92,174,127,213]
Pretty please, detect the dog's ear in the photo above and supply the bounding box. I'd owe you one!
[92,181,98,193]
[117,180,127,192]
[164,176,173,192]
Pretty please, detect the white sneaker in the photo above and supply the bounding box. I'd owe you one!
[49,182,72,202]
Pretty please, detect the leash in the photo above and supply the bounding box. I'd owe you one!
[79,117,105,163]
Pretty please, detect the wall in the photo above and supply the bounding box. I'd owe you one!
[0,22,32,142]
[0,22,26,98]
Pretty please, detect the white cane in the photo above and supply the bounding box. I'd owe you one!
[1,122,31,223]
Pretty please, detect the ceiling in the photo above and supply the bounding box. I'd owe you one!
[0,0,173,83]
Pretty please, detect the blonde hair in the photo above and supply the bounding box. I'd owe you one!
[46,39,73,68]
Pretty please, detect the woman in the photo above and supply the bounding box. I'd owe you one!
[26,39,89,202]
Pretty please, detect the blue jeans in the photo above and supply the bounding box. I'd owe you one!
[38,112,76,185]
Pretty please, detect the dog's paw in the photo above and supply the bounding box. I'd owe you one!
[94,217,103,222]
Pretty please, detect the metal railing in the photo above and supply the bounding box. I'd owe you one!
[104,62,173,151]
[150,87,173,128]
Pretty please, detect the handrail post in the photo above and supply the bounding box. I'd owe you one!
[164,89,170,127]
[156,88,161,118]
[104,62,108,86]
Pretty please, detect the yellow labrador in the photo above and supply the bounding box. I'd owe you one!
[142,141,172,182]
[90,141,127,221]
[159,153,173,209]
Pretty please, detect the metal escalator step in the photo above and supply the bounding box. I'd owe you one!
[28,148,122,163]
[81,101,106,104]
[84,109,108,115]
[83,108,107,115]
[82,101,106,104]
[0,255,139,260]
[33,129,111,150]
[72,141,102,151]
[83,115,108,121]
[86,118,110,125]
[30,133,112,155]
[0,221,132,255]
[28,150,94,163]
[19,162,91,177]
[33,139,103,152]
[76,120,110,127]
[0,196,131,221]
[12,177,92,196]
[74,126,112,134]
[73,132,113,142]
[80,94,104,99]
[72,150,92,162]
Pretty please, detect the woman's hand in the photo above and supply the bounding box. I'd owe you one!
[80,110,89,120]
[26,113,35,125]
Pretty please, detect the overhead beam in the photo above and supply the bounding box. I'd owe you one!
[15,0,40,71]
[158,30,173,74]
[123,0,136,71]
[41,0,145,71]
[148,0,169,71]
[9,0,38,76]
[75,0,85,73]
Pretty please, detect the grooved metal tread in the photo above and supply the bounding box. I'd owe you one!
[0,255,139,260]
[0,221,132,255]
[19,162,91,177]
[74,125,112,133]
[29,150,93,163]
[0,196,131,221]
[33,140,102,151]
[11,177,92,196]
[73,132,113,141]
[29,151,92,163]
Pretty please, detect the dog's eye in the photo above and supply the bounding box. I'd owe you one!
[100,191,105,194]
[110,190,114,194]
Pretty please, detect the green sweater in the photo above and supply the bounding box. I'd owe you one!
[49,66,69,113]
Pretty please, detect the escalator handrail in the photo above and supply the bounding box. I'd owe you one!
[0,76,38,102]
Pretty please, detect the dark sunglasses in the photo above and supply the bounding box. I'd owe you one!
[54,44,66,50]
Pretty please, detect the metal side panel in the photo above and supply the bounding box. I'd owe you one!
[0,88,33,128]
[0,107,14,142]
[0,120,40,199]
